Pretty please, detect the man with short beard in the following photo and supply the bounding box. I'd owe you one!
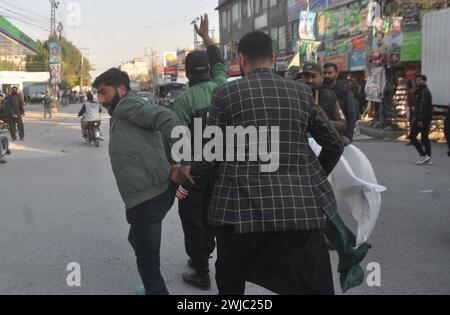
[93,68,190,295]
[323,63,358,145]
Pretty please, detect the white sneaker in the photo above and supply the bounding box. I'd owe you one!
[416,156,431,165]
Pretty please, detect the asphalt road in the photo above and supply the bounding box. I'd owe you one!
[0,105,449,295]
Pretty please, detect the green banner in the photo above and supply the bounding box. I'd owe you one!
[400,31,422,62]
[0,15,37,52]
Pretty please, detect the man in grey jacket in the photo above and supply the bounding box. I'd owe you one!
[93,68,189,295]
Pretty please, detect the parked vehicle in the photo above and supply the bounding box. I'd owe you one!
[154,82,186,109]
[422,8,450,117]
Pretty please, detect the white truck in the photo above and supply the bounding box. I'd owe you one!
[422,8,450,113]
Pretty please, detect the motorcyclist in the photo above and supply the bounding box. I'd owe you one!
[77,91,102,139]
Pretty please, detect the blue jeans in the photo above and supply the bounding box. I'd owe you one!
[126,184,177,295]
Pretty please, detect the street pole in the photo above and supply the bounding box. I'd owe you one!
[79,48,89,94]
[191,17,200,50]
[49,0,60,113]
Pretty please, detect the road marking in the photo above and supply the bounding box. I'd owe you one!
[419,190,434,194]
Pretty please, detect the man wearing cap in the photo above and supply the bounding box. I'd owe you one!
[5,86,25,141]
[299,63,372,293]
[323,63,358,144]
[173,14,227,291]
[298,63,347,134]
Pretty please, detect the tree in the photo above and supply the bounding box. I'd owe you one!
[26,38,91,90]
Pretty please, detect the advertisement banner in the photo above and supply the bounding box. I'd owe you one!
[227,60,242,77]
[164,51,177,68]
[299,41,321,64]
[323,54,349,72]
[288,0,326,22]
[299,11,316,40]
[351,34,368,51]
[383,17,404,54]
[400,2,422,31]
[366,66,386,103]
[325,39,349,56]
[50,63,62,84]
[350,50,366,71]
[164,67,177,77]
[400,31,422,62]
[49,42,61,64]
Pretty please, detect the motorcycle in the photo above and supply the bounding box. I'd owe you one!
[83,120,103,148]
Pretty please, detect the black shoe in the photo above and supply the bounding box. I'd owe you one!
[183,272,211,291]
[406,142,413,146]
[448,151,450,157]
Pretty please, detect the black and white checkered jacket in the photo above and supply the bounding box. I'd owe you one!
[207,68,344,234]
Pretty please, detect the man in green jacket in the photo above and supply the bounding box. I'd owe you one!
[173,14,228,291]
[93,68,188,295]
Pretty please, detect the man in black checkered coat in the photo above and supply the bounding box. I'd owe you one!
[196,31,344,295]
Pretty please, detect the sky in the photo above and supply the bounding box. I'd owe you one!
[0,0,220,77]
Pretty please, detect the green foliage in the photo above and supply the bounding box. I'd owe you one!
[26,38,91,89]
[0,59,17,71]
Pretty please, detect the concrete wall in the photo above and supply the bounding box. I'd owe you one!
[0,71,49,92]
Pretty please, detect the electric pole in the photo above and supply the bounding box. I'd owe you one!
[191,17,200,50]
[79,48,90,93]
[50,0,59,38]
[49,0,60,112]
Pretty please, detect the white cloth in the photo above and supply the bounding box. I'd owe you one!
[82,101,101,122]
[309,139,387,247]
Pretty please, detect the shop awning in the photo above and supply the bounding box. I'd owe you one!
[0,15,37,56]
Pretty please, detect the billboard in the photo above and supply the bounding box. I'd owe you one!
[299,11,317,40]
[49,42,61,64]
[164,51,177,68]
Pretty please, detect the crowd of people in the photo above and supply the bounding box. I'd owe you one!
[1,13,449,296]
[91,14,380,296]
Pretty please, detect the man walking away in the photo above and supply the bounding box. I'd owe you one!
[410,75,434,165]
[93,68,189,295]
[173,14,227,291]
[5,86,25,141]
[323,63,358,145]
[78,91,102,139]
[43,92,52,119]
[206,31,344,295]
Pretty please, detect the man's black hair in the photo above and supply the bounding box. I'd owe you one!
[238,31,273,61]
[86,91,94,102]
[92,68,131,91]
[323,63,338,72]
[416,75,428,82]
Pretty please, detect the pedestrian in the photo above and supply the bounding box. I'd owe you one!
[298,63,372,292]
[297,63,347,135]
[5,86,25,141]
[43,92,52,119]
[410,75,434,165]
[92,68,190,295]
[445,105,450,157]
[172,14,227,291]
[77,91,102,139]
[199,31,344,295]
[323,63,358,144]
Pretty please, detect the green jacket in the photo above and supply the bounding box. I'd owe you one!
[109,92,180,210]
[173,63,228,126]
